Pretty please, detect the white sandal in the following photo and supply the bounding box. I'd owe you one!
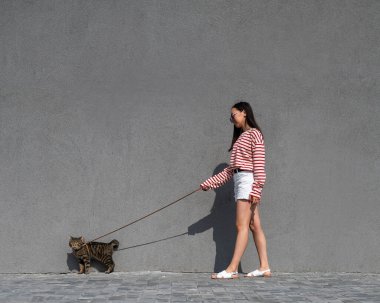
[211,270,239,279]
[244,268,271,277]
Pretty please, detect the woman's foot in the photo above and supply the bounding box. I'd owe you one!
[244,268,271,278]
[211,270,239,279]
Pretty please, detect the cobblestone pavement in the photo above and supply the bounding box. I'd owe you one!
[0,271,379,302]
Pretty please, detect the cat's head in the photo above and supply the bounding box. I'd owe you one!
[69,236,85,250]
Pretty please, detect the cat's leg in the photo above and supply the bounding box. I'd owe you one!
[78,260,85,274]
[83,257,91,274]
[104,256,115,274]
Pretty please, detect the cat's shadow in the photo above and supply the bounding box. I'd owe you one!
[66,253,107,273]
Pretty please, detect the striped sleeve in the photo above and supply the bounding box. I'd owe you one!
[250,131,266,200]
[201,166,234,190]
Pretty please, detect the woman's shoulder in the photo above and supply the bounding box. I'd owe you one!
[248,128,264,142]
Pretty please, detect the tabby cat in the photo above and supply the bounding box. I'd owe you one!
[69,236,119,274]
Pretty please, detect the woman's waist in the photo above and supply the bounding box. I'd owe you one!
[231,167,253,174]
[230,162,253,171]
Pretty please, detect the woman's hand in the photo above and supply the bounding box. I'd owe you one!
[200,184,210,191]
[250,195,260,204]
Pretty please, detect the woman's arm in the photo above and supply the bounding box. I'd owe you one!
[250,131,266,202]
[200,166,234,190]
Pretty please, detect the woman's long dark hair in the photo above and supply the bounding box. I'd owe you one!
[228,101,263,152]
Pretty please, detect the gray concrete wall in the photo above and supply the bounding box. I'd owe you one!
[1,0,379,273]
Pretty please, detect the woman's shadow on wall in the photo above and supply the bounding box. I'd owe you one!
[188,163,242,273]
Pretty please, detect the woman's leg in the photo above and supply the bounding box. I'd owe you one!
[250,204,270,272]
[225,200,252,273]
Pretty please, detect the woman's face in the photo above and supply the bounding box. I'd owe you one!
[230,107,246,128]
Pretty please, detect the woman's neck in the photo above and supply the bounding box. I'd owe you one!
[242,124,252,132]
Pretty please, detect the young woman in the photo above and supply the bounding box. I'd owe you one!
[200,101,271,279]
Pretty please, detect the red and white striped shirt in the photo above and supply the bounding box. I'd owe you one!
[201,128,266,200]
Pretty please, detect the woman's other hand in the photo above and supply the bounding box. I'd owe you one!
[250,195,260,204]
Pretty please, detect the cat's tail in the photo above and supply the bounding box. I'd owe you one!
[110,239,119,251]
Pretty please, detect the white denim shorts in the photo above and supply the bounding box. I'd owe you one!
[233,171,254,201]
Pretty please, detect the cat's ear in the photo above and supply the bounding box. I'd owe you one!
[70,236,74,239]
[81,236,85,242]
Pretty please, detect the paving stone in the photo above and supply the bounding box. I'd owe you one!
[0,272,379,302]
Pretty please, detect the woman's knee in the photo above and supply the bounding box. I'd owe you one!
[236,221,250,232]
[249,220,262,233]
[235,200,252,232]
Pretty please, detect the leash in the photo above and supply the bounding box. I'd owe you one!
[86,187,201,244]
